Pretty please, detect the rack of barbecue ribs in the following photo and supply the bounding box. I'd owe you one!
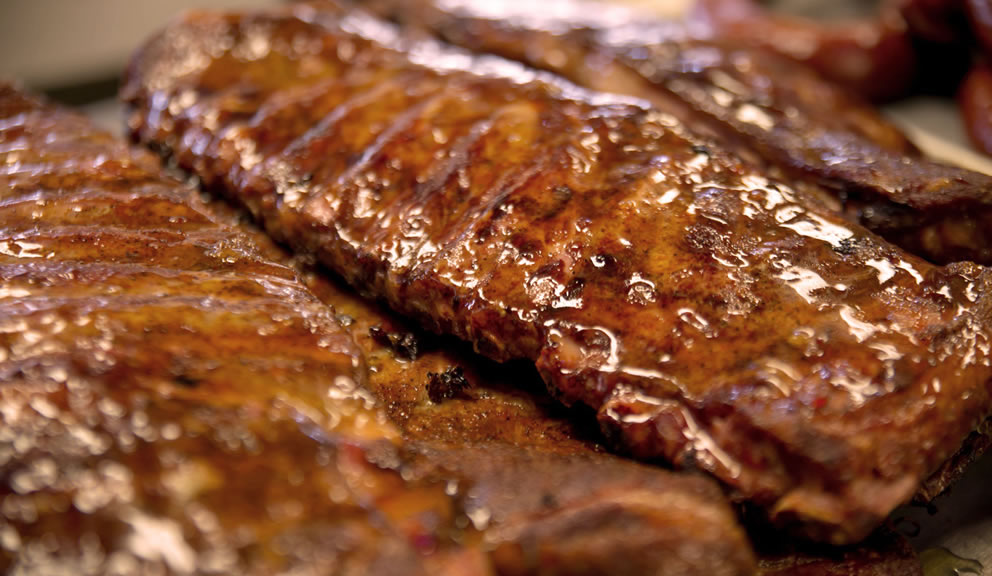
[122,3,992,544]
[0,85,759,575]
[362,0,992,267]
[0,84,435,575]
[365,0,992,498]
[307,260,924,576]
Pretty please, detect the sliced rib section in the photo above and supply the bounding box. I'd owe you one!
[123,6,992,543]
[0,85,756,576]
[367,0,992,266]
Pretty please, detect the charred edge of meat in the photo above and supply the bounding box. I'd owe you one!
[427,367,472,403]
[369,324,430,360]
[742,504,922,575]
[916,417,992,503]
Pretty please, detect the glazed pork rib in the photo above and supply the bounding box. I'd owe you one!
[0,86,758,576]
[1,81,869,576]
[123,5,992,543]
[0,84,450,576]
[365,0,992,266]
[366,0,992,500]
[309,264,922,576]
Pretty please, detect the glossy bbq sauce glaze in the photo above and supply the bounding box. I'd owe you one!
[0,84,463,576]
[307,263,922,575]
[122,4,992,544]
[368,0,992,267]
[0,87,758,576]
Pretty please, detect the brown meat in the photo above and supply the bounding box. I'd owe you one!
[917,417,992,502]
[0,86,759,576]
[122,5,992,544]
[754,525,922,576]
[307,263,921,575]
[304,270,603,454]
[369,1,992,496]
[350,0,992,505]
[0,84,468,576]
[365,0,992,266]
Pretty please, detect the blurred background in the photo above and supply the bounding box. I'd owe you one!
[0,1,277,100]
[0,1,281,133]
[0,0,872,96]
[0,0,986,170]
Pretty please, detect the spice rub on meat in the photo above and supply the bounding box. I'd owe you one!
[123,5,992,543]
[367,0,992,266]
[0,86,756,576]
[0,84,469,576]
[306,264,920,576]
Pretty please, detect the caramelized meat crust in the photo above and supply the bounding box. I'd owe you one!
[0,85,453,576]
[122,6,992,543]
[365,0,992,266]
[753,525,921,576]
[309,263,917,576]
[0,87,758,576]
[364,0,992,509]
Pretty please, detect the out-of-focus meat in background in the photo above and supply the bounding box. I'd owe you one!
[0,1,276,92]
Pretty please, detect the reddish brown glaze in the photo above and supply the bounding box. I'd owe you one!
[302,252,760,576]
[305,270,604,453]
[0,85,472,575]
[410,443,755,576]
[364,0,914,152]
[368,0,992,266]
[122,5,992,543]
[309,261,918,575]
[0,87,759,576]
[300,233,761,576]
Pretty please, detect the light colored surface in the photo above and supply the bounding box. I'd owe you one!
[887,97,992,176]
[82,99,125,136]
[0,0,278,89]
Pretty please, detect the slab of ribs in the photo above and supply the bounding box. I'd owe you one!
[0,85,760,575]
[366,0,992,266]
[2,0,991,574]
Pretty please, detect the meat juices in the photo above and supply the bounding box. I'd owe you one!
[308,264,921,575]
[0,87,756,576]
[368,0,992,510]
[368,0,992,266]
[0,84,444,576]
[123,5,992,543]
